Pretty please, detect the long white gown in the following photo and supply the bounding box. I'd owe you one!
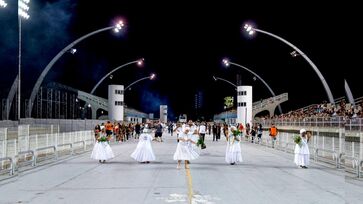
[225,133,243,164]
[173,131,199,161]
[131,132,156,162]
[91,134,115,161]
[294,137,310,166]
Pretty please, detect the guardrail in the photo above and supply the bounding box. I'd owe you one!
[56,143,73,155]
[34,146,57,166]
[0,157,13,175]
[358,160,363,178]
[18,150,35,167]
[314,148,338,168]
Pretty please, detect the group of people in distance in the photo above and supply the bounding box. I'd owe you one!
[91,120,310,169]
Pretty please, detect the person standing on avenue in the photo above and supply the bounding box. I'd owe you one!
[91,128,115,163]
[294,129,310,168]
[173,126,199,169]
[225,126,243,165]
[269,123,278,148]
[198,122,207,143]
[131,125,156,163]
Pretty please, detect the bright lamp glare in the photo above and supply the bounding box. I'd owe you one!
[19,1,29,10]
[246,26,252,32]
[248,30,255,35]
[0,0,7,8]
[150,74,156,79]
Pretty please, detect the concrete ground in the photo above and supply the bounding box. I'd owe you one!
[1,133,362,204]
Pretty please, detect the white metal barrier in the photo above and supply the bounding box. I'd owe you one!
[0,130,94,177]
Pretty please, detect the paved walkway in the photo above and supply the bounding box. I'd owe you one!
[1,134,362,204]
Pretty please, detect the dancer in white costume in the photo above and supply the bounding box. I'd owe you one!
[130,127,156,163]
[294,129,310,168]
[225,126,243,165]
[91,129,115,163]
[173,125,199,169]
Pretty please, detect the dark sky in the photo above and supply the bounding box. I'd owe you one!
[0,1,361,120]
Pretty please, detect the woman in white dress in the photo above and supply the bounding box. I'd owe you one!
[225,126,243,165]
[173,126,199,169]
[294,129,310,168]
[91,128,115,163]
[130,127,156,163]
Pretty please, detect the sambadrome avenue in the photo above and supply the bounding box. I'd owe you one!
[0,1,362,203]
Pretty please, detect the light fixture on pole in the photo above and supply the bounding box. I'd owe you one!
[90,58,144,94]
[0,0,7,8]
[18,0,30,120]
[242,23,334,103]
[125,73,156,91]
[28,19,127,116]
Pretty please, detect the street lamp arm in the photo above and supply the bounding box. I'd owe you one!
[125,76,150,90]
[227,61,282,113]
[90,60,140,94]
[229,62,276,96]
[254,28,334,103]
[28,26,115,115]
[215,76,237,88]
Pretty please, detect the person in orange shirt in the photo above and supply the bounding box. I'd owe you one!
[269,124,278,148]
[105,121,114,137]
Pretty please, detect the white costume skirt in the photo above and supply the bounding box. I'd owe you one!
[294,153,310,166]
[131,142,156,162]
[173,142,199,161]
[91,142,115,161]
[225,143,243,163]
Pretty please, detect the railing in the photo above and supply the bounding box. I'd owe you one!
[34,146,57,165]
[0,157,13,175]
[1,130,94,179]
[18,150,35,167]
[358,160,363,178]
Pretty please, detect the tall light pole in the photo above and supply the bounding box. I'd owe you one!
[18,0,30,120]
[222,58,283,113]
[243,23,334,104]
[90,58,144,95]
[125,73,156,91]
[28,20,125,117]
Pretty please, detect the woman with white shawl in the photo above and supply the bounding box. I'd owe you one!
[173,125,199,169]
[131,126,156,163]
[294,129,310,168]
[91,128,115,163]
[225,126,243,165]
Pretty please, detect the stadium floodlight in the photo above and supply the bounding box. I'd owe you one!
[114,20,124,33]
[18,0,30,19]
[242,22,334,103]
[222,58,230,67]
[0,0,7,8]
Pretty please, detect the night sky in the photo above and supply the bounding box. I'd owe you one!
[0,1,361,120]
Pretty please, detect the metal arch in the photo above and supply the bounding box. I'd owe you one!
[6,75,19,119]
[90,60,139,95]
[254,28,334,104]
[229,62,282,114]
[28,26,115,116]
[125,76,151,91]
[213,76,237,89]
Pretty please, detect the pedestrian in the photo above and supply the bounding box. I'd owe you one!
[294,129,310,168]
[131,125,156,163]
[269,123,278,148]
[225,126,243,165]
